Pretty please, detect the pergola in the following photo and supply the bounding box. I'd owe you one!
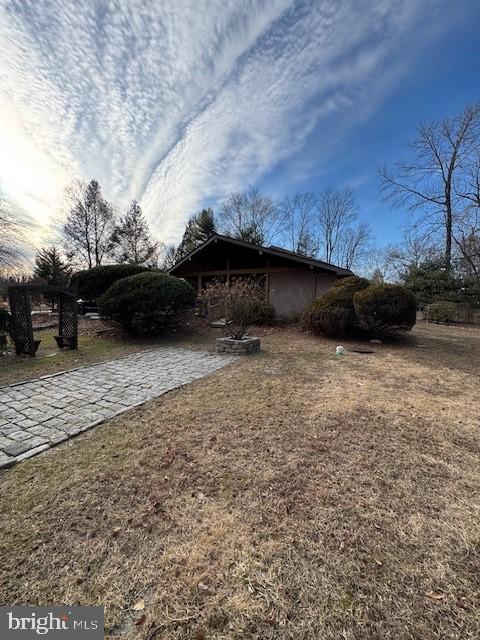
[8,285,78,356]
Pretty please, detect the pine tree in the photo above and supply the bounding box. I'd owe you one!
[34,246,71,310]
[193,208,216,244]
[112,201,159,266]
[176,208,216,258]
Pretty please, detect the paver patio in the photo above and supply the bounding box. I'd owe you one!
[0,347,236,469]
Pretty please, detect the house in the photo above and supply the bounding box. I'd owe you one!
[169,234,353,318]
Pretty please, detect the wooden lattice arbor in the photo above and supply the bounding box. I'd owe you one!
[8,285,78,356]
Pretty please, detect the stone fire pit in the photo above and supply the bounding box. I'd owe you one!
[215,336,260,355]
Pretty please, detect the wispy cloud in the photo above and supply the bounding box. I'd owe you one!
[0,0,445,245]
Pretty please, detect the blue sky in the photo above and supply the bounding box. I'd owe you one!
[0,0,479,250]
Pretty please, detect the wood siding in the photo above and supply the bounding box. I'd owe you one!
[269,271,316,318]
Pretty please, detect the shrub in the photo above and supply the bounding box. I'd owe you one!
[427,300,457,323]
[0,308,12,352]
[303,276,370,337]
[200,279,273,339]
[98,272,196,334]
[70,264,149,300]
[226,280,271,339]
[353,283,416,334]
[246,298,275,325]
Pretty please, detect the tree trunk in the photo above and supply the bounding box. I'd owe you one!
[445,204,452,274]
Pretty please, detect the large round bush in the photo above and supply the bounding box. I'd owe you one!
[71,264,149,300]
[303,276,370,337]
[353,283,416,334]
[98,272,196,334]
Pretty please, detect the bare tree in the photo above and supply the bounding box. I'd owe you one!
[217,188,284,245]
[316,187,371,268]
[0,200,26,274]
[384,229,438,281]
[380,102,480,273]
[158,243,178,271]
[316,187,357,262]
[337,221,372,270]
[453,208,480,286]
[457,153,480,208]
[281,192,318,256]
[62,179,116,269]
[453,154,480,285]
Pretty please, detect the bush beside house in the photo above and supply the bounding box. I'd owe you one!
[71,264,149,300]
[199,280,275,332]
[353,284,416,334]
[304,277,416,338]
[98,272,196,334]
[303,276,369,337]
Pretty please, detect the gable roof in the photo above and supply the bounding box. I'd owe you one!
[169,234,353,276]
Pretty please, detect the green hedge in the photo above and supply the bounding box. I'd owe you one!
[427,301,457,323]
[70,264,149,299]
[303,276,370,337]
[98,272,196,334]
[304,278,416,338]
[353,284,416,334]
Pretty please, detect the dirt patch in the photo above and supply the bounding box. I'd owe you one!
[0,322,479,639]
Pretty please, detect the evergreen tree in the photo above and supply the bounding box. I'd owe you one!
[176,208,216,258]
[401,258,460,305]
[34,246,71,310]
[193,208,216,244]
[112,200,159,266]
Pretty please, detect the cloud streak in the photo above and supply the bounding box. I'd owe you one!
[0,0,444,245]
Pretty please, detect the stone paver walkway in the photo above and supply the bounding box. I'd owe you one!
[0,347,236,469]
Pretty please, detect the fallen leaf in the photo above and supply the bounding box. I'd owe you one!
[135,615,147,626]
[133,599,145,611]
[425,591,445,601]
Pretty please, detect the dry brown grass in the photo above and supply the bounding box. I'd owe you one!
[0,321,479,639]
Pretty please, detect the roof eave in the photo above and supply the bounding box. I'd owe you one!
[168,234,353,276]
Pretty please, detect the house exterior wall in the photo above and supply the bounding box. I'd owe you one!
[268,270,316,318]
[170,238,349,319]
[268,270,340,318]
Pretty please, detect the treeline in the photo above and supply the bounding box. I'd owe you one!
[1,100,479,306]
[0,179,161,300]
[164,186,372,271]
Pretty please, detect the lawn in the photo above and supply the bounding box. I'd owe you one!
[0,322,479,639]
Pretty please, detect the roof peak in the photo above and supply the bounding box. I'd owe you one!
[169,233,353,276]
